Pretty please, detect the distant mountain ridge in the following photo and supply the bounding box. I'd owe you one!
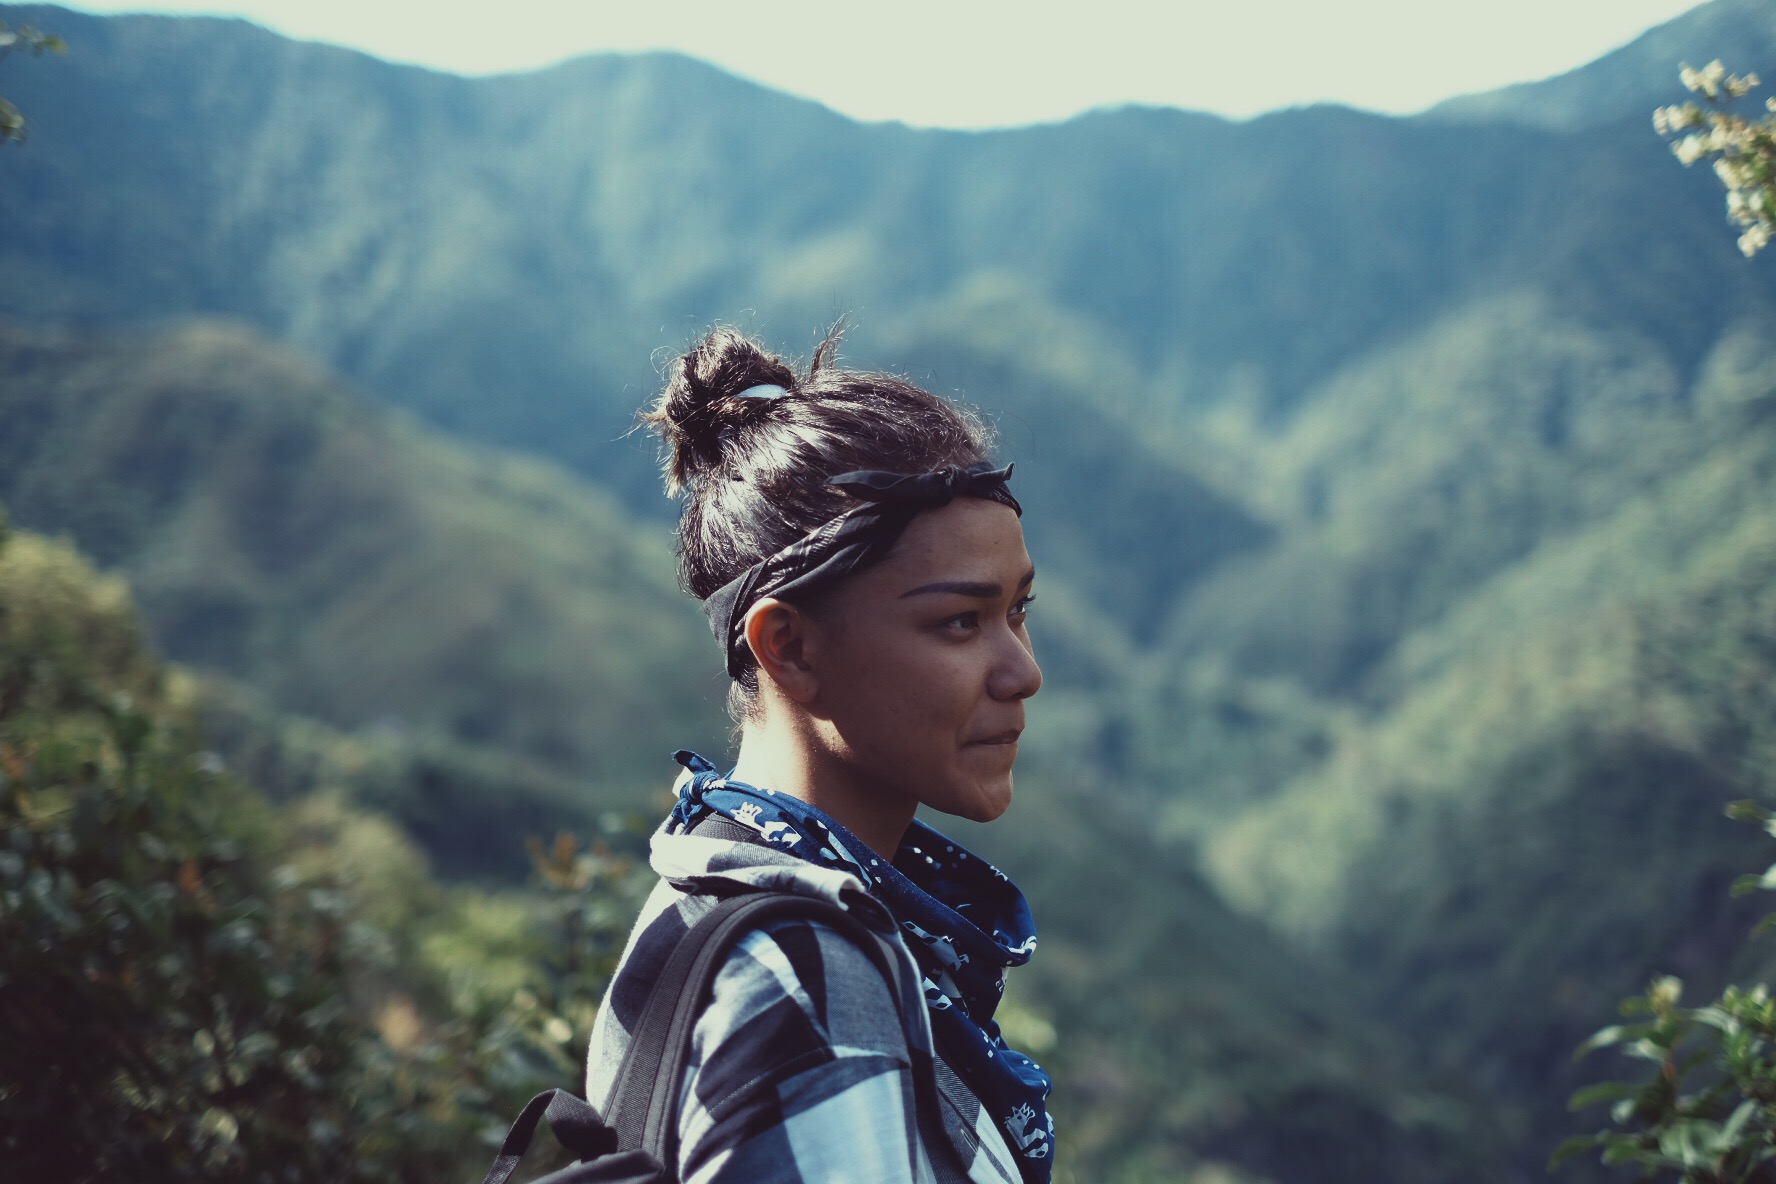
[5,2,1768,481]
[1430,0,1776,130]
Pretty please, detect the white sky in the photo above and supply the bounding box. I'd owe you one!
[59,0,1706,127]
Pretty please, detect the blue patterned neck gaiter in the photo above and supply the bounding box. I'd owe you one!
[668,750,1056,1182]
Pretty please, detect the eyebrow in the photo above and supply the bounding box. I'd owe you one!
[898,568,1036,600]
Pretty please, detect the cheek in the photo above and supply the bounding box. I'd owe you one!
[837,635,977,746]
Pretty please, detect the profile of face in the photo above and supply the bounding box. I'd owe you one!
[770,497,1042,827]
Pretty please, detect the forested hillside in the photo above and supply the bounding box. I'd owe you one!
[0,321,723,871]
[5,0,1776,1179]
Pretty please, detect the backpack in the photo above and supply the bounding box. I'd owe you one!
[477,889,907,1184]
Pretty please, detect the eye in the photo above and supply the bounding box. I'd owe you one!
[1010,594,1036,623]
[941,611,982,633]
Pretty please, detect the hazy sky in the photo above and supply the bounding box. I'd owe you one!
[60,0,1706,127]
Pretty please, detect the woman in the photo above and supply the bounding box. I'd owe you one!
[585,324,1053,1184]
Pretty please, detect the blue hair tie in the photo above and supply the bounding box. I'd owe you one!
[734,383,789,400]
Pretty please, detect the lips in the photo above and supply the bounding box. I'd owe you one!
[968,729,1022,746]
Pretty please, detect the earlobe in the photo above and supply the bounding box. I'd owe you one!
[743,598,820,704]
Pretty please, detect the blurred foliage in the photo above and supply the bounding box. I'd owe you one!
[0,522,369,1177]
[1558,801,1776,1181]
[1656,61,1776,256]
[0,519,656,1179]
[0,17,61,144]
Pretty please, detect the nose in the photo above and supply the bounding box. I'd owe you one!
[989,628,1043,702]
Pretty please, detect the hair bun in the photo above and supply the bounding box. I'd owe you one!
[645,327,800,493]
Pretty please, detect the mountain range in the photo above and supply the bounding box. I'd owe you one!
[5,1,1776,1178]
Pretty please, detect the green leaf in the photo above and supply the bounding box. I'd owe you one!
[0,97,22,143]
[1718,1098,1757,1148]
[1549,1134,1601,1168]
[1734,863,1776,897]
[1570,1080,1641,1111]
[1576,1024,1629,1058]
[1625,1036,1673,1063]
[1727,800,1770,824]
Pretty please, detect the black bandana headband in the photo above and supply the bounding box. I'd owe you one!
[702,461,1022,678]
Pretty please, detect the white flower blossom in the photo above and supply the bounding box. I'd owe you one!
[1658,104,1704,135]
[1703,60,1727,98]
[1681,60,1728,99]
[1657,61,1776,257]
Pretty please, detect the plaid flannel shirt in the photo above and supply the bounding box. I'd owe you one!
[585,825,1026,1184]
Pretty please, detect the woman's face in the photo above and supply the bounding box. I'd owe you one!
[804,496,1042,824]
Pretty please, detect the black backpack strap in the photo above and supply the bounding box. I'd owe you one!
[605,891,908,1171]
[478,889,915,1184]
[480,1088,617,1184]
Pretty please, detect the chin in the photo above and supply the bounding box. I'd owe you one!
[950,774,1014,823]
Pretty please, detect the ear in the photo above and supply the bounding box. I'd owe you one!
[743,597,820,704]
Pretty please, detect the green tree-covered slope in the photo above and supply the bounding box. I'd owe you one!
[1200,313,1776,1168]
[0,320,725,869]
[953,776,1515,1184]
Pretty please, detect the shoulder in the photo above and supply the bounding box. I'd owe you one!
[590,882,924,1100]
[588,882,1002,1183]
[603,884,911,1038]
[695,909,917,1077]
[680,909,935,1182]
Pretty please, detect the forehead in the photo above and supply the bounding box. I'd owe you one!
[866,498,1032,587]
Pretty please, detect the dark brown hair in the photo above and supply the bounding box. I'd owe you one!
[641,323,994,715]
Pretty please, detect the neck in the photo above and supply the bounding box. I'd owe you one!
[729,714,916,860]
